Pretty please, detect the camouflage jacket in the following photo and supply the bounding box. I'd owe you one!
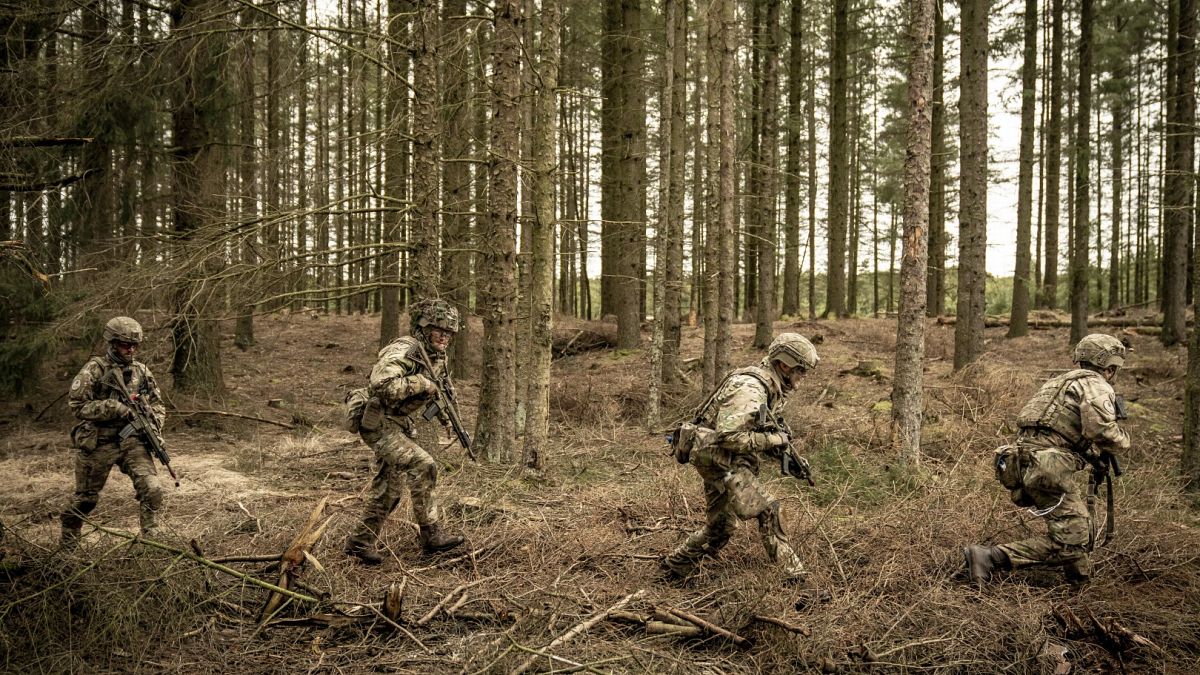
[69,353,166,431]
[368,335,447,419]
[1016,369,1130,454]
[697,359,787,455]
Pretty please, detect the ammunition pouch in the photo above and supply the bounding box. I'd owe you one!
[70,421,98,452]
[359,397,384,433]
[993,444,1030,491]
[669,422,716,465]
[344,388,372,433]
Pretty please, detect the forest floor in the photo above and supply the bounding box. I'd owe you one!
[1,311,1198,674]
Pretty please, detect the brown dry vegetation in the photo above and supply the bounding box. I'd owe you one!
[1,314,1198,674]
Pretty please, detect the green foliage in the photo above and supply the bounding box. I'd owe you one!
[803,437,927,508]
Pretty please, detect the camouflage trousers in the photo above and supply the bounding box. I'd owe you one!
[61,436,163,535]
[998,447,1091,579]
[348,421,440,547]
[664,464,804,579]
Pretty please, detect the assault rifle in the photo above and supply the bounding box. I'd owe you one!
[1087,395,1127,548]
[757,404,815,486]
[414,345,477,462]
[104,371,179,487]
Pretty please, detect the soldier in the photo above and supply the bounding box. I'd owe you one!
[61,316,167,547]
[661,332,818,582]
[964,334,1131,586]
[344,299,466,565]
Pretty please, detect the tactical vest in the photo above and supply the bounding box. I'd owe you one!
[1015,369,1104,448]
[694,365,780,429]
[370,336,444,418]
[86,357,153,425]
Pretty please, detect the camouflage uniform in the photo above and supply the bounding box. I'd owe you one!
[347,335,447,548]
[663,360,806,580]
[61,318,167,543]
[346,300,464,560]
[966,334,1130,584]
[998,369,1130,578]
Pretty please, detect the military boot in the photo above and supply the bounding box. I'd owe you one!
[60,526,81,551]
[419,523,464,554]
[344,538,384,566]
[963,545,1011,582]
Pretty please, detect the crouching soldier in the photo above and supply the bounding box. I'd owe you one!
[344,299,466,565]
[661,333,818,582]
[964,334,1131,586]
[61,316,167,547]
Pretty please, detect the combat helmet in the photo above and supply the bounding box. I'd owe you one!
[102,316,144,344]
[1073,333,1126,369]
[409,298,460,336]
[767,333,819,372]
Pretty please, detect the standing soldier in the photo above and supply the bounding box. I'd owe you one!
[661,333,818,582]
[344,299,466,565]
[61,316,167,547]
[964,334,1131,586]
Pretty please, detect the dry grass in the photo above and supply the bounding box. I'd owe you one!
[1,315,1198,673]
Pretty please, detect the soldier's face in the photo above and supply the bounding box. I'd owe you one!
[778,362,807,391]
[427,327,454,353]
[113,340,138,361]
[1104,366,1118,382]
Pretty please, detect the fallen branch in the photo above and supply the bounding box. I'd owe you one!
[751,614,811,636]
[664,606,752,648]
[417,577,491,626]
[511,589,646,675]
[210,553,282,564]
[260,498,334,621]
[646,620,703,638]
[173,409,296,429]
[86,523,319,604]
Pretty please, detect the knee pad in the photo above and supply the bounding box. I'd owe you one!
[142,487,164,510]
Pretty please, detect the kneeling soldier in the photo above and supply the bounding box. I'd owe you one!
[964,334,1131,586]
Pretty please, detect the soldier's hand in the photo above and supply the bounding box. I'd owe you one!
[417,375,440,397]
[103,399,134,421]
[764,431,790,448]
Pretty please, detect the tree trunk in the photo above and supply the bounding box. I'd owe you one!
[1069,0,1094,345]
[754,0,780,348]
[381,0,411,345]
[1108,91,1123,311]
[168,0,227,395]
[825,0,849,317]
[893,0,934,465]
[601,0,646,349]
[442,0,472,376]
[1008,0,1037,338]
[409,0,440,302]
[234,7,257,350]
[703,1,720,390]
[1164,0,1195,346]
[475,0,521,462]
[954,0,987,370]
[663,0,687,380]
[523,0,559,472]
[716,0,735,377]
[1041,0,1064,309]
[782,0,803,318]
[925,0,945,317]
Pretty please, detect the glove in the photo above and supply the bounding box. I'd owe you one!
[102,399,133,421]
[418,375,440,397]
[764,431,790,448]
